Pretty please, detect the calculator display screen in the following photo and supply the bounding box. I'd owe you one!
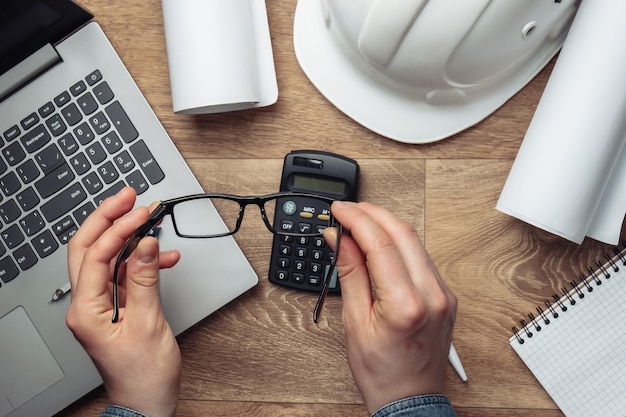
[293,175,346,195]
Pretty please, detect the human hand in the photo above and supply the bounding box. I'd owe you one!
[325,201,457,414]
[66,187,182,417]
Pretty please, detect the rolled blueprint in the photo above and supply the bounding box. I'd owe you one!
[497,0,626,244]
[161,0,277,114]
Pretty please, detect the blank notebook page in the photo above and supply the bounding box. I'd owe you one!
[509,258,626,417]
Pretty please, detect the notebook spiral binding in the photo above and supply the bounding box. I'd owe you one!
[511,242,626,344]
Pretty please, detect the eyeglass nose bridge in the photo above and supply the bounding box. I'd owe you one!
[227,198,276,235]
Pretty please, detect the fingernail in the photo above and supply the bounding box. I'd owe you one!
[135,240,157,264]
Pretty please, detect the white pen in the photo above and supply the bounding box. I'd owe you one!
[49,281,71,303]
[448,343,468,382]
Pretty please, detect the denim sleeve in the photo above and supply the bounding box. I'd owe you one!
[100,405,149,417]
[371,395,459,417]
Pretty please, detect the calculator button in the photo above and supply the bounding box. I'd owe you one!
[313,237,325,248]
[317,213,331,221]
[279,245,291,256]
[297,222,312,234]
[296,236,309,245]
[311,263,323,274]
[282,200,297,215]
[299,211,313,219]
[280,235,293,243]
[295,247,308,258]
[312,249,323,261]
[275,270,288,281]
[277,258,290,268]
[293,273,305,284]
[308,275,321,286]
[279,220,295,233]
[294,260,306,271]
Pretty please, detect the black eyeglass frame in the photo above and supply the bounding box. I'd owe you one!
[111,191,342,323]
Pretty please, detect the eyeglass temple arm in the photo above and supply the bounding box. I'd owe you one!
[112,202,169,323]
[313,223,343,323]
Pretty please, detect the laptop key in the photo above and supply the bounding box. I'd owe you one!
[2,224,25,249]
[0,256,19,283]
[16,187,39,211]
[21,124,51,153]
[45,114,67,137]
[61,103,83,126]
[17,159,41,184]
[82,172,103,195]
[93,82,114,105]
[0,172,21,196]
[35,144,64,174]
[20,210,45,237]
[20,113,39,131]
[74,122,95,145]
[32,230,59,258]
[54,91,71,108]
[3,125,20,142]
[114,150,135,173]
[38,102,55,118]
[58,132,79,156]
[35,162,75,199]
[86,69,103,86]
[70,80,87,97]
[14,243,37,271]
[98,161,119,184]
[40,182,87,222]
[89,111,111,135]
[0,199,21,223]
[77,91,98,116]
[105,101,138,143]
[126,170,148,195]
[73,201,95,226]
[130,140,164,184]
[102,131,123,154]
[3,142,26,166]
[69,152,91,175]
[53,216,78,244]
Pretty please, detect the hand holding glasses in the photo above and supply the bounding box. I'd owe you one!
[112,192,342,323]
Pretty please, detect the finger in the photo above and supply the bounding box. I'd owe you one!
[122,237,163,328]
[73,205,152,302]
[68,187,137,282]
[324,227,373,325]
[331,202,416,303]
[351,203,445,291]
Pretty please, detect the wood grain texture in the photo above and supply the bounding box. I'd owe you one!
[54,1,621,416]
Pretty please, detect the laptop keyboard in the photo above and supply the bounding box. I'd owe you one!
[0,69,165,286]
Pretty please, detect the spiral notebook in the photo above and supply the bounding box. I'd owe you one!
[510,245,626,417]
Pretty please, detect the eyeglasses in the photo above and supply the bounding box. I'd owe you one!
[112,192,342,324]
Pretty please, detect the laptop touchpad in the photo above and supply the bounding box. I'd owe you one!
[0,307,64,416]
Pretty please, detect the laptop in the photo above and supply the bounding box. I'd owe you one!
[0,1,258,416]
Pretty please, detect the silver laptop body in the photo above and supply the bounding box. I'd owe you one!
[0,2,258,416]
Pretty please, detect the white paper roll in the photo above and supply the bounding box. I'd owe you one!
[161,0,278,114]
[497,0,626,244]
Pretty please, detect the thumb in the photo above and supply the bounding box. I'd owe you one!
[323,228,373,324]
[123,237,163,323]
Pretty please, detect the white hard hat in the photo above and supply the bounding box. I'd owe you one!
[293,0,580,144]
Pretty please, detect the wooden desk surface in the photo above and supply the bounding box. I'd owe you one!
[59,1,617,416]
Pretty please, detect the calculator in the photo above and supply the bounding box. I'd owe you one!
[268,150,359,293]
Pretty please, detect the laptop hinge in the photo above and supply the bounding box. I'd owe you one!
[0,43,62,103]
